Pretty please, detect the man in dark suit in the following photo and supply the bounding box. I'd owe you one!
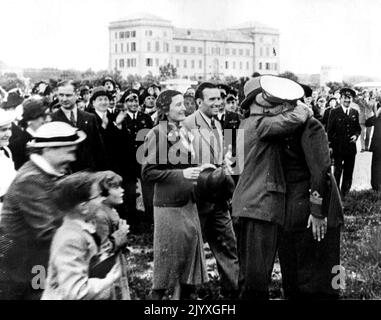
[51,80,108,172]
[327,88,361,197]
[117,89,154,231]
[182,82,239,299]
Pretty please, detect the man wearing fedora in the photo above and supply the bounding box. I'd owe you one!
[232,75,313,299]
[51,80,108,172]
[327,88,361,197]
[0,122,86,299]
[182,82,239,299]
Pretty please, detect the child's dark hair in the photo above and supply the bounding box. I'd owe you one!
[96,171,123,197]
[53,171,98,212]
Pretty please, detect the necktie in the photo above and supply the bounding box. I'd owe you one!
[70,110,76,127]
[210,118,221,155]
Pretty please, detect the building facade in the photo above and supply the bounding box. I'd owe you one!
[109,14,280,80]
[320,65,343,86]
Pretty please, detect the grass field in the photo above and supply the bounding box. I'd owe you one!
[125,188,381,300]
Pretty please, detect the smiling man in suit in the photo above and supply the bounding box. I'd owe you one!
[51,80,108,172]
[327,88,361,197]
[182,82,239,299]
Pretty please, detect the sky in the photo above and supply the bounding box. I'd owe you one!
[0,0,381,77]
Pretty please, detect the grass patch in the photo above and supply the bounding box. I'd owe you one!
[125,190,381,299]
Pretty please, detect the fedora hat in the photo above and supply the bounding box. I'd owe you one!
[240,77,263,110]
[0,108,16,127]
[27,121,86,148]
[196,166,235,202]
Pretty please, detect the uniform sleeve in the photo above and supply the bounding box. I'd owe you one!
[15,176,61,243]
[256,103,311,139]
[301,119,331,219]
[53,236,116,300]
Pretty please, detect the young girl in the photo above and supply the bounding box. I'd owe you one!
[41,172,122,300]
[94,170,131,300]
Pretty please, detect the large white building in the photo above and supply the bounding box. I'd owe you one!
[320,65,343,86]
[108,13,280,80]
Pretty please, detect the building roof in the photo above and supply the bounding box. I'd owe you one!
[109,12,172,29]
[173,28,254,43]
[229,21,279,34]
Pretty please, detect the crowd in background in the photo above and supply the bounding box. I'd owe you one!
[0,73,380,300]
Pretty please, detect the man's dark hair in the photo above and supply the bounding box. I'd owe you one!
[195,82,218,101]
[57,80,76,90]
[53,172,98,212]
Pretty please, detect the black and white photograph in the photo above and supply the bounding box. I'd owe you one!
[0,0,380,303]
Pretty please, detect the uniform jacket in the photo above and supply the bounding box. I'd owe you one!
[41,218,116,300]
[51,108,108,172]
[121,111,153,177]
[327,106,361,156]
[231,103,311,225]
[0,159,62,285]
[182,110,224,166]
[282,118,344,231]
[141,121,196,207]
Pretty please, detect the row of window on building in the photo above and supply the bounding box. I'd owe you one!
[115,42,137,53]
[259,47,276,58]
[115,58,137,69]
[115,30,136,39]
[258,62,278,71]
[174,45,252,57]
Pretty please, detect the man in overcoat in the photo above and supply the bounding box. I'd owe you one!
[0,121,85,299]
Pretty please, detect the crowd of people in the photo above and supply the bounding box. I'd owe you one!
[0,72,380,300]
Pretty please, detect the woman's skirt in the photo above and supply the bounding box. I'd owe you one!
[153,200,209,290]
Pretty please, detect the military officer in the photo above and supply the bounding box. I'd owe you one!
[327,88,361,197]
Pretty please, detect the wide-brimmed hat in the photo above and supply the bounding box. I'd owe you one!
[27,121,86,148]
[89,86,112,104]
[339,87,356,98]
[2,91,25,110]
[0,109,16,127]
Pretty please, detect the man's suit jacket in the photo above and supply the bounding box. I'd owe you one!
[182,110,223,166]
[327,106,361,157]
[51,108,108,172]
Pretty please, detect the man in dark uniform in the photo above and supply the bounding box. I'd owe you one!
[51,80,108,172]
[118,89,154,231]
[278,114,344,299]
[327,88,361,197]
